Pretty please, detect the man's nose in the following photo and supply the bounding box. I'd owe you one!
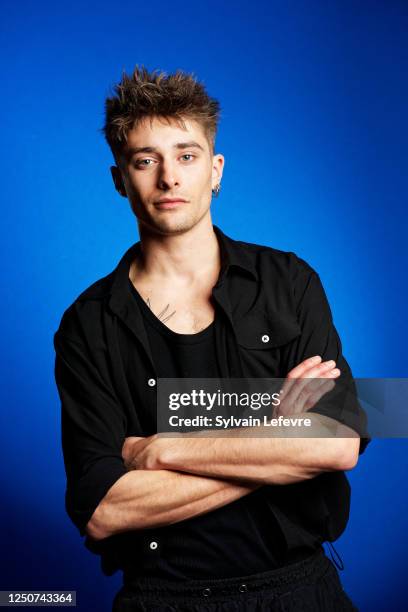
[157,159,180,190]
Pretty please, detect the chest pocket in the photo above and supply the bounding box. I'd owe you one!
[234,311,302,377]
[234,310,301,349]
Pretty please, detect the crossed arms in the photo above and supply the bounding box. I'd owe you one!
[86,356,360,541]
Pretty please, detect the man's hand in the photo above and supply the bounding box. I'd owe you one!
[122,435,159,470]
[277,355,340,417]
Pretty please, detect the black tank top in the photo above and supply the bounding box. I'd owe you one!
[128,278,220,379]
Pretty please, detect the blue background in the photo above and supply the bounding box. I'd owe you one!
[1,1,407,610]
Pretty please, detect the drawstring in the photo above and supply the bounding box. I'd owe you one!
[326,541,344,571]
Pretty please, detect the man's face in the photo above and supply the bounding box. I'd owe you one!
[112,116,224,235]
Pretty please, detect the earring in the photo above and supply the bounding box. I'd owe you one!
[212,183,221,197]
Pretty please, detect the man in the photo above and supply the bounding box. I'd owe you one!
[54,66,369,611]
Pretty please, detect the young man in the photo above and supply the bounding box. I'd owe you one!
[54,66,369,611]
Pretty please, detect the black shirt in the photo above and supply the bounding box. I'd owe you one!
[53,225,370,578]
[128,280,303,579]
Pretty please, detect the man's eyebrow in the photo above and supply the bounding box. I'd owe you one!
[128,141,205,156]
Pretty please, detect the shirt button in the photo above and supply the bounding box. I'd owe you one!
[239,584,248,592]
[202,588,211,597]
[261,334,270,343]
[148,378,156,387]
[149,541,158,550]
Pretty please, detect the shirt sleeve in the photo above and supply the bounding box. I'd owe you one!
[281,257,371,455]
[54,328,129,536]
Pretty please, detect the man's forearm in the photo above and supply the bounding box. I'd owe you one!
[86,468,259,541]
[140,414,360,485]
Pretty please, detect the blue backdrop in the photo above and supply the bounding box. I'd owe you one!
[1,1,407,610]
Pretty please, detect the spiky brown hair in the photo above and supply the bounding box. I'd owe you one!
[103,65,221,161]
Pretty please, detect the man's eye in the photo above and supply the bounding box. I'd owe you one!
[181,154,195,161]
[135,159,154,167]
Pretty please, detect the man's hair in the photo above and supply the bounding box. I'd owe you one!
[103,65,221,161]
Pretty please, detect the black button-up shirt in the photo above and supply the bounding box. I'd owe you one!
[53,224,369,577]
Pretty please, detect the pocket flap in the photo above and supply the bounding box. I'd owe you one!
[234,311,301,349]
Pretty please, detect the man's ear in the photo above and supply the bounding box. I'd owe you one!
[211,153,224,188]
[110,166,127,198]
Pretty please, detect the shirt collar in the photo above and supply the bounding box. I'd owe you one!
[109,224,258,302]
[213,225,259,283]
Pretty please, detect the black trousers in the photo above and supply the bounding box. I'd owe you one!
[112,549,358,611]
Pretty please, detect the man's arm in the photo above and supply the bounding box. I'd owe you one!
[87,355,358,541]
[86,468,259,541]
[125,426,359,487]
[55,299,360,543]
[123,357,360,486]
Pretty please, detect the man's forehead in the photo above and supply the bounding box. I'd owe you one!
[126,116,207,148]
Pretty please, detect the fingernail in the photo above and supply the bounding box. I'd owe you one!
[330,368,340,376]
[311,355,321,363]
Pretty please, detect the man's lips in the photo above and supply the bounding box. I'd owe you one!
[156,197,187,203]
[154,198,187,209]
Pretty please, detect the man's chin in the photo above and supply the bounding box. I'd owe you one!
[141,214,201,236]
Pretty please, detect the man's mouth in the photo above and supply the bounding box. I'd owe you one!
[154,198,188,209]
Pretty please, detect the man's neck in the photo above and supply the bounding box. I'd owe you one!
[133,217,221,287]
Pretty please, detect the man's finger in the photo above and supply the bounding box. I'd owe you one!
[281,358,339,399]
[304,379,336,411]
[281,355,323,397]
[287,355,322,379]
[121,436,145,460]
[278,366,340,415]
